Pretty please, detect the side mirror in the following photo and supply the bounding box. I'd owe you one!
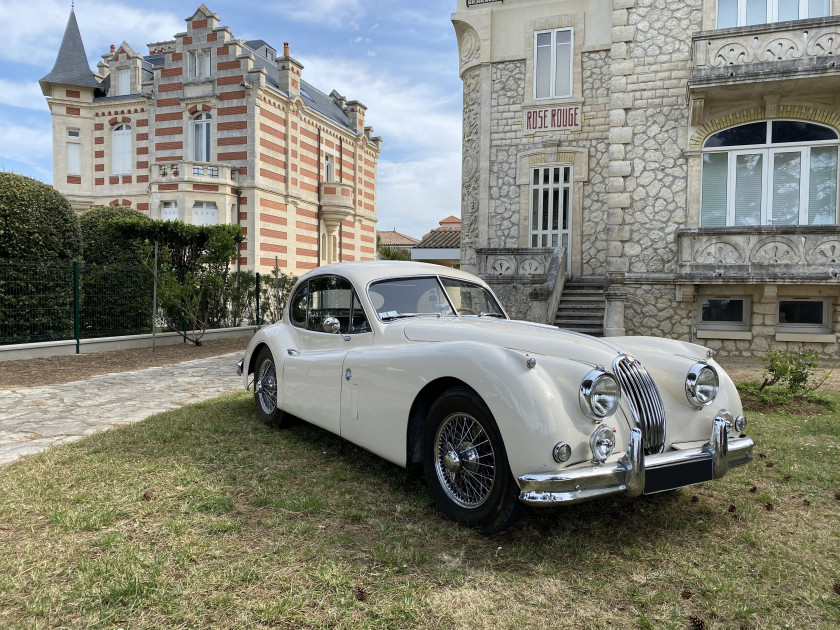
[322,316,341,334]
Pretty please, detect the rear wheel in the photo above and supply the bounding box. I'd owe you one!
[253,347,289,428]
[422,387,523,534]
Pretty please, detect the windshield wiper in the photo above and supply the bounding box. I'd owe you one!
[380,313,423,321]
[479,312,506,318]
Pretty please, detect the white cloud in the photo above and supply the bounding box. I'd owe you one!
[256,0,364,29]
[0,117,53,177]
[377,152,462,240]
[0,80,48,111]
[0,0,183,67]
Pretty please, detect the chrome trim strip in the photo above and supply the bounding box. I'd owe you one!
[518,425,754,506]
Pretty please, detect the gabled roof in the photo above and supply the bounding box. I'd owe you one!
[40,9,100,91]
[415,229,461,250]
[439,215,461,225]
[378,230,420,247]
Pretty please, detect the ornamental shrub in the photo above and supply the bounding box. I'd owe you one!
[79,205,150,264]
[0,171,81,260]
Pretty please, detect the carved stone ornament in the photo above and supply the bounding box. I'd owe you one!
[460,28,481,68]
[696,241,743,265]
[749,237,800,264]
[705,24,840,67]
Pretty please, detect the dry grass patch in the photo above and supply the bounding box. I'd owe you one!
[0,392,839,629]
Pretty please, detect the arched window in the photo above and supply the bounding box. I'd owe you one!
[191,113,212,163]
[700,121,839,227]
[112,124,132,174]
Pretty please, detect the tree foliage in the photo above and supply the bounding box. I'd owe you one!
[0,171,81,261]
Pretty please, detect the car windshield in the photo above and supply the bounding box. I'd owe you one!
[368,276,505,322]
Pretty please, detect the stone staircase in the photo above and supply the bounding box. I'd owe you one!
[554,279,605,337]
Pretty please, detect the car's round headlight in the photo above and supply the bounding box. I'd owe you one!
[685,363,719,408]
[580,370,621,421]
[590,425,616,463]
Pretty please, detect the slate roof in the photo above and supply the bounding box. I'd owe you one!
[40,10,100,89]
[415,229,461,250]
[378,230,420,247]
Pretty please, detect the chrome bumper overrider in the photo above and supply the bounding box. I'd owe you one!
[237,359,244,376]
[519,417,754,505]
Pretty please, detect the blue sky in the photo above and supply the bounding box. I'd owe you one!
[0,0,463,239]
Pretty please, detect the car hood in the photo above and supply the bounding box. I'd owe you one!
[401,318,711,368]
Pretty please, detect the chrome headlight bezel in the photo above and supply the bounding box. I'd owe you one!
[579,369,621,422]
[685,362,719,408]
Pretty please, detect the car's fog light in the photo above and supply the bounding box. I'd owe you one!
[553,442,571,463]
[735,415,747,432]
[590,425,615,464]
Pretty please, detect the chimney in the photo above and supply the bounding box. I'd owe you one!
[346,100,366,134]
[110,44,115,53]
[276,41,303,98]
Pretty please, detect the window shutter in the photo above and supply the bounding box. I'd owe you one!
[734,153,763,226]
[112,126,132,174]
[67,143,81,175]
[809,146,838,224]
[771,151,801,225]
[701,153,728,227]
[777,0,799,21]
[118,69,130,95]
[745,0,767,24]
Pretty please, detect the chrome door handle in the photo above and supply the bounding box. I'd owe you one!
[286,348,300,356]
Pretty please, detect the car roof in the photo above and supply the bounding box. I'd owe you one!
[298,261,490,289]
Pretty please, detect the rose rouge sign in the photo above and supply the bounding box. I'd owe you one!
[524,105,582,133]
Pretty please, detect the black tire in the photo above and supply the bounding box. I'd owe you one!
[253,347,289,428]
[422,386,523,534]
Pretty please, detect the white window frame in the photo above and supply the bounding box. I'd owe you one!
[701,121,840,227]
[324,154,335,182]
[188,49,212,79]
[776,297,832,334]
[697,297,751,331]
[529,165,573,269]
[717,0,829,28]
[161,201,179,222]
[533,27,574,100]
[111,124,132,175]
[66,129,81,175]
[191,113,212,163]
[192,201,218,226]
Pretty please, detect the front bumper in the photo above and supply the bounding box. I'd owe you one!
[518,417,754,505]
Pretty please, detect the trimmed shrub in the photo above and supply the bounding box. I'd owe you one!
[0,171,81,260]
[79,205,150,264]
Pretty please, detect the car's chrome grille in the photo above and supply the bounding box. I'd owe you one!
[612,354,666,455]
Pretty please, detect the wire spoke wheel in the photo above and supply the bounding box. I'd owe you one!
[256,356,277,415]
[434,412,496,508]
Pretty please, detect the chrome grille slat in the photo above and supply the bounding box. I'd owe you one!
[612,355,666,454]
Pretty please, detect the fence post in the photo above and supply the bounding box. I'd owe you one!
[73,261,80,354]
[255,272,261,328]
[152,241,158,352]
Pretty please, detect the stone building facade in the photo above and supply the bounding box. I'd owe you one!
[40,5,381,274]
[452,0,840,357]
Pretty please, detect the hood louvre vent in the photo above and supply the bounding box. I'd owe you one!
[612,354,666,455]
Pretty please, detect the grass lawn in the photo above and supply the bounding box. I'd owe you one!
[0,391,838,629]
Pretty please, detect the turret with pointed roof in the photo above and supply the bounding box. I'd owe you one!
[39,9,100,94]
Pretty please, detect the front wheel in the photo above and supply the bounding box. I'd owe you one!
[422,387,523,534]
[253,347,289,428]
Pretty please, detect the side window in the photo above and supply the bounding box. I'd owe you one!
[299,276,371,334]
[290,282,309,327]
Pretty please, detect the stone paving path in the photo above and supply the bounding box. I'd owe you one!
[0,352,243,466]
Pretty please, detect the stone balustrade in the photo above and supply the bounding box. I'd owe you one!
[691,16,840,86]
[676,225,840,283]
[151,161,236,185]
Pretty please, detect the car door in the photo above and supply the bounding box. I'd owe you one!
[281,275,372,434]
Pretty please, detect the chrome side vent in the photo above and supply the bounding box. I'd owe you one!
[612,354,666,455]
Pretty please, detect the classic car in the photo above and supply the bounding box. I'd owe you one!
[237,261,754,533]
